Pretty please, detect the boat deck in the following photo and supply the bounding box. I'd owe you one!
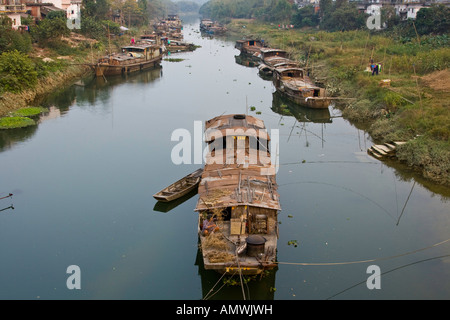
[199,220,278,274]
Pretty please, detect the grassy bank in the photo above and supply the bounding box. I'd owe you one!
[0,62,90,118]
[228,19,449,186]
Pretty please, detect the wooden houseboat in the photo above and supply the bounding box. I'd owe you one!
[200,19,227,34]
[93,42,164,77]
[195,114,281,275]
[258,60,301,78]
[235,39,266,57]
[163,39,197,52]
[259,48,291,67]
[273,67,331,109]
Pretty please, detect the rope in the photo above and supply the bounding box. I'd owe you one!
[275,238,450,266]
[203,269,237,300]
[326,254,450,300]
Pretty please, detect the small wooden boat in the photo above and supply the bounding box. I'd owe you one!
[153,168,203,202]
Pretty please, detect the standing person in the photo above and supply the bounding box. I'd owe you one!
[131,37,135,45]
[372,63,379,76]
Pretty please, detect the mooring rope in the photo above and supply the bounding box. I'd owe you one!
[275,238,450,267]
[203,269,239,300]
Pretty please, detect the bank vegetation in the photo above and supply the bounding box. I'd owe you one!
[225,6,449,186]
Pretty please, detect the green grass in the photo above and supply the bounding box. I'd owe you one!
[10,106,48,117]
[0,116,36,129]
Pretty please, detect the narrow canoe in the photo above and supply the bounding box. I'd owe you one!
[153,168,203,202]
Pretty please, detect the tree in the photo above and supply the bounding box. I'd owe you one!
[415,4,450,35]
[32,15,70,44]
[82,0,110,20]
[320,3,367,31]
[292,5,319,28]
[319,0,332,19]
[0,15,32,53]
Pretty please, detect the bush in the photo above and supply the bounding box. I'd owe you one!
[0,50,37,93]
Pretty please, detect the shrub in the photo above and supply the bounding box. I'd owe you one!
[0,50,37,93]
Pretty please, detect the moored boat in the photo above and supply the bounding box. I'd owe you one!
[195,114,281,275]
[163,39,197,52]
[153,168,203,202]
[93,41,164,77]
[273,66,331,109]
[200,19,227,34]
[259,48,290,67]
[235,39,266,56]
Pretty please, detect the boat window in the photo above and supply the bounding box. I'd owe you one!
[313,89,320,97]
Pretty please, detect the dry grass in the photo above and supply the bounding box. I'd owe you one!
[420,69,450,92]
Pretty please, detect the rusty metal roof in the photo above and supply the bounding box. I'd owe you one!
[195,114,281,212]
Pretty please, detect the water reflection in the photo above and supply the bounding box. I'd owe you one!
[153,188,198,213]
[0,67,163,153]
[234,54,259,69]
[0,125,39,152]
[272,91,332,124]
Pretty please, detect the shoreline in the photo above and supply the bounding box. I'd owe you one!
[226,20,449,188]
[0,63,91,118]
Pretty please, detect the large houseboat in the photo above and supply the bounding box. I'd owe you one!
[93,42,164,77]
[235,39,266,57]
[259,48,291,67]
[273,66,331,109]
[195,114,281,275]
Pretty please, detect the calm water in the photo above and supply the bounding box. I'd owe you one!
[0,18,449,300]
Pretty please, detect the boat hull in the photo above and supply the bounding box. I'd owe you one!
[94,56,162,77]
[279,88,331,109]
[153,168,203,202]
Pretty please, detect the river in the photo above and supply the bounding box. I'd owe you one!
[0,18,449,300]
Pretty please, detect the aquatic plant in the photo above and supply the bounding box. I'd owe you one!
[0,116,36,129]
[10,107,48,118]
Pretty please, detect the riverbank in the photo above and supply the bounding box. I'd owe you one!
[227,19,449,186]
[0,30,131,118]
[0,62,91,118]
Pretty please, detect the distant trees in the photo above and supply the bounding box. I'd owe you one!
[199,0,296,23]
[292,6,319,28]
[320,3,367,31]
[292,1,367,31]
[414,4,450,35]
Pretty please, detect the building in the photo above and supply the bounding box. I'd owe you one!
[0,0,27,29]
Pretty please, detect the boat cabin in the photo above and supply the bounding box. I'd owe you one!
[195,114,280,275]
